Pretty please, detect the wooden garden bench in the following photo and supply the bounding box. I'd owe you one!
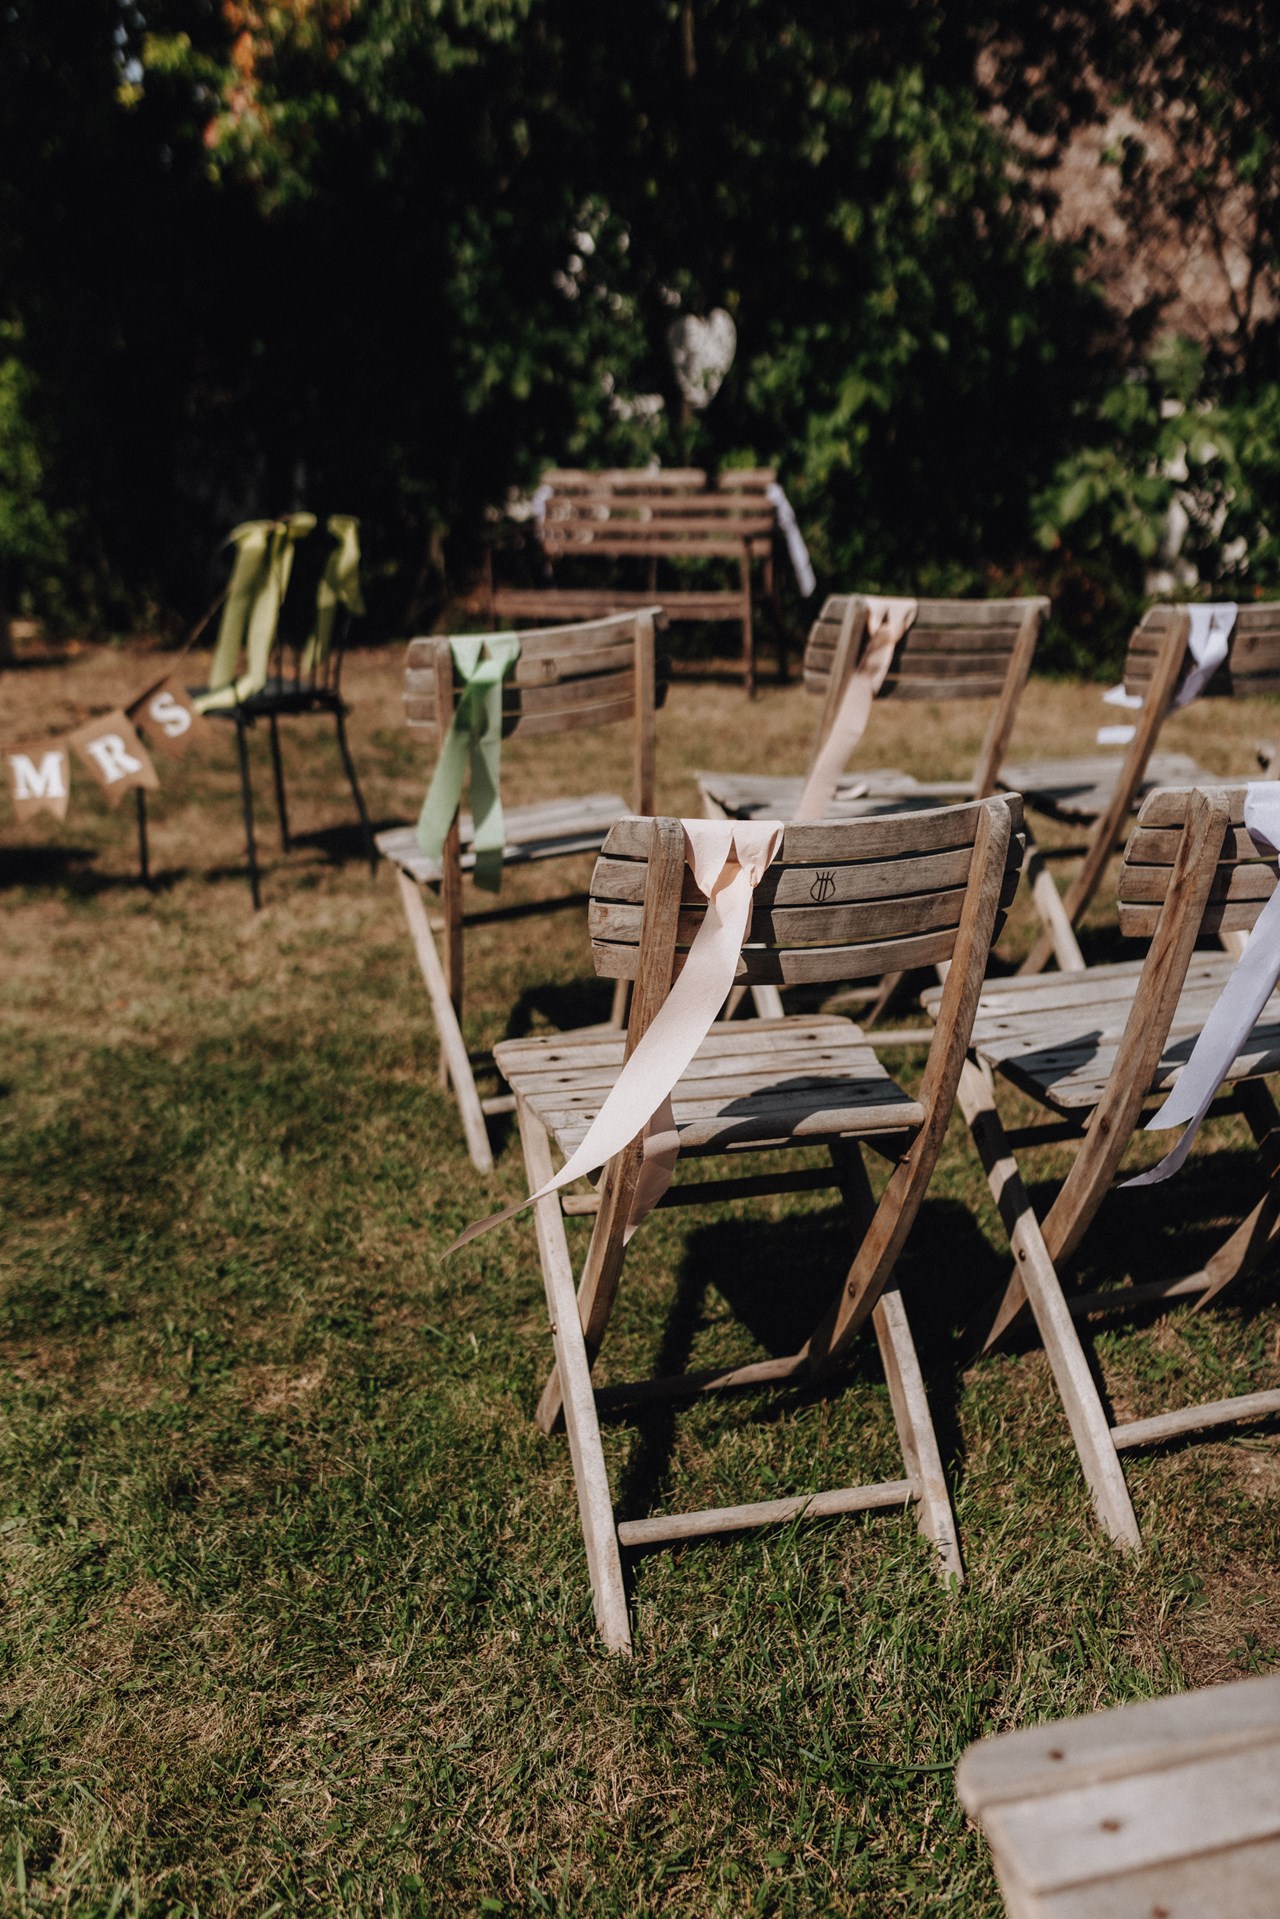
[483,467,780,696]
[493,793,1024,1652]
[957,1673,1280,1918]
[1001,599,1280,973]
[922,782,1280,1550]
[376,609,662,1171]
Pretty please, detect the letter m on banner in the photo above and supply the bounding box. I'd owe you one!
[5,742,71,822]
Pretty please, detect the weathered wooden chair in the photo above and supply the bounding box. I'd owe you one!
[492,794,1024,1652]
[1001,600,1280,973]
[377,610,662,1171]
[193,513,374,908]
[699,593,1047,1014]
[957,1673,1280,1918]
[923,782,1280,1549]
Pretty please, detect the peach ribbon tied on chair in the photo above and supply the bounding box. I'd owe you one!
[1126,782,1280,1187]
[449,818,785,1253]
[792,596,918,821]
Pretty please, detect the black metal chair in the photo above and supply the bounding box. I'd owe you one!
[194,514,376,907]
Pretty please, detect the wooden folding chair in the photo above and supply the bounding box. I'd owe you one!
[923,782,1280,1550]
[699,593,1047,1016]
[493,794,1024,1651]
[377,610,661,1171]
[701,594,1046,821]
[1001,600,1280,975]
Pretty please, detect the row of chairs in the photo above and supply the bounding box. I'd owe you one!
[379,599,1280,1653]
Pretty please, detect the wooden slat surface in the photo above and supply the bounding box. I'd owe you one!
[495,1014,923,1157]
[923,953,1280,1112]
[999,751,1208,822]
[589,801,1023,986]
[801,595,1045,702]
[957,1674,1280,1919]
[489,587,745,621]
[376,792,629,884]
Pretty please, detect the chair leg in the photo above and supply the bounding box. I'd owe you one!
[872,1286,963,1585]
[519,1102,631,1654]
[134,788,151,888]
[334,702,378,877]
[233,715,262,910]
[396,869,494,1172]
[749,985,786,1018]
[1019,834,1086,975]
[268,712,291,852]
[955,1058,1141,1549]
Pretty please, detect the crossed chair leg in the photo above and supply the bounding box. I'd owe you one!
[396,869,630,1174]
[517,1107,961,1655]
[957,1059,1280,1553]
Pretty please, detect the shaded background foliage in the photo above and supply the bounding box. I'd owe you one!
[2,0,1279,659]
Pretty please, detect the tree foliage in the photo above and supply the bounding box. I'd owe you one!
[1,0,1274,638]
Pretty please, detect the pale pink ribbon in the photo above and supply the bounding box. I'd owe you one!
[449,819,785,1253]
[1125,782,1280,1187]
[792,596,918,821]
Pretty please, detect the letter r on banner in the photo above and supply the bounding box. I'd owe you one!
[88,734,144,782]
[69,709,160,806]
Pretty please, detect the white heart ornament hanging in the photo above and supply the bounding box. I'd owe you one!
[667,309,737,409]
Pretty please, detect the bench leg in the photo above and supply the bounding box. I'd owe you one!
[741,553,755,699]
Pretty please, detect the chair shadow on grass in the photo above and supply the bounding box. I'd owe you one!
[0,844,187,897]
[611,1185,1001,1544]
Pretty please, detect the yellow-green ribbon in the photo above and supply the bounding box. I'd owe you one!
[302,514,364,672]
[416,634,521,893]
[195,513,316,712]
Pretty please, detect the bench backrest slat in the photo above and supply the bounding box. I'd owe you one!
[588,797,1025,987]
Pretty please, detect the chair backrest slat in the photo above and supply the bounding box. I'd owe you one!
[589,798,1025,987]
[803,595,1046,702]
[1119,784,1276,939]
[403,610,663,750]
[1123,602,1280,702]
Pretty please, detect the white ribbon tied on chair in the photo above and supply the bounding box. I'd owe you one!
[1097,603,1236,745]
[765,483,816,598]
[1125,782,1280,1188]
[448,819,785,1253]
[792,597,918,822]
[1174,602,1236,708]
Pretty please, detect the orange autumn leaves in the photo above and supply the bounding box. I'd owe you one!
[204,0,356,155]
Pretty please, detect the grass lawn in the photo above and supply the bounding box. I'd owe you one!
[2,639,1278,1916]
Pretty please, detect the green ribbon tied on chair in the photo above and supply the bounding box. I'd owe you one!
[195,513,316,713]
[303,514,365,672]
[416,634,521,893]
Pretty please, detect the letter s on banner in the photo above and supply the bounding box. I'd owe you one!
[133,679,206,759]
[5,742,71,822]
[69,710,160,806]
